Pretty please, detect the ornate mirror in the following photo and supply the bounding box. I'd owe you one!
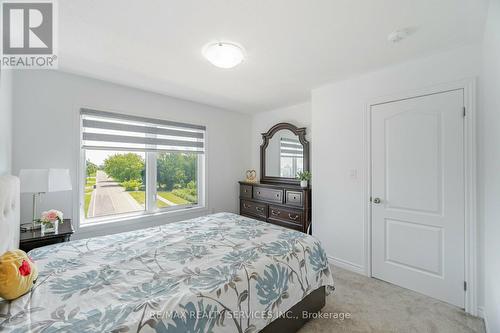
[260,123,309,185]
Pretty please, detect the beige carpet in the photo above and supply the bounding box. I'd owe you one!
[300,266,485,333]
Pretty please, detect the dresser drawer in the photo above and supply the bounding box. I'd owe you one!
[285,190,303,207]
[241,200,267,218]
[268,205,303,226]
[267,218,303,232]
[241,213,267,222]
[253,187,283,204]
[240,185,252,198]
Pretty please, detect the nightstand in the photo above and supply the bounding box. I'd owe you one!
[20,219,74,252]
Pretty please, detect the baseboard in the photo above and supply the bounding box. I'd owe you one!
[328,256,366,275]
[477,306,489,333]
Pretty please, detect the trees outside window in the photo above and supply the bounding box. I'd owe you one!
[156,153,198,208]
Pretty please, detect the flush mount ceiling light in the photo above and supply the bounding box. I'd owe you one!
[202,42,245,69]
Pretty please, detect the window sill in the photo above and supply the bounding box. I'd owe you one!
[76,205,209,238]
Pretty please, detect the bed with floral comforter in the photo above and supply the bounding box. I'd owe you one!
[0,212,334,333]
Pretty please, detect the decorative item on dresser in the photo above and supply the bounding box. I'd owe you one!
[239,122,312,233]
[297,170,312,188]
[19,219,74,252]
[245,169,257,183]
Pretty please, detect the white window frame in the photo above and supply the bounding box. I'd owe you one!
[78,114,206,227]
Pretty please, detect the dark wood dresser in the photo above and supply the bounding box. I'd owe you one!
[239,181,311,233]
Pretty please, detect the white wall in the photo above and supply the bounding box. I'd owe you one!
[0,70,12,176]
[12,70,251,238]
[311,45,482,277]
[251,103,311,178]
[479,0,500,330]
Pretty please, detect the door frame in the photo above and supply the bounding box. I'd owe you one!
[363,78,477,315]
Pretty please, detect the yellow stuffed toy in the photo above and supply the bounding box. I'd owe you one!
[0,249,38,300]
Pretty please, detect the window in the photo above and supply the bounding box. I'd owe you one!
[80,109,205,224]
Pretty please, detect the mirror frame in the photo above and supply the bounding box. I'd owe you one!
[260,122,309,185]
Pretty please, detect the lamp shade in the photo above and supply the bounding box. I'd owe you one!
[19,169,72,193]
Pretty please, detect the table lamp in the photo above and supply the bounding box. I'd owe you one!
[19,169,72,229]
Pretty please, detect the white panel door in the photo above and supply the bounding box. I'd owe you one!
[371,89,465,307]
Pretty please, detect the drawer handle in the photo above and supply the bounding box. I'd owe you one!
[276,194,280,197]
[243,203,251,209]
[244,189,248,193]
[288,214,299,220]
[256,207,264,212]
[257,191,261,195]
[271,209,280,216]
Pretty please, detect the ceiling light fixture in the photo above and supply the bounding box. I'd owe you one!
[202,42,245,69]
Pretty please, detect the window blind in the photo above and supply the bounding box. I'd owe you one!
[280,138,303,157]
[81,108,205,154]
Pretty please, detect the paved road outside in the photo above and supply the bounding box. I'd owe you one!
[87,171,143,218]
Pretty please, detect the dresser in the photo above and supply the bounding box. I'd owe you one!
[239,181,311,233]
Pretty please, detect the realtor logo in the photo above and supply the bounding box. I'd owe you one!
[1,1,58,69]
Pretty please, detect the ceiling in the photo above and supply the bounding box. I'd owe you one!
[59,0,488,113]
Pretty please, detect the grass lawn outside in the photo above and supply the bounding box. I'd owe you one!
[85,177,96,193]
[85,177,96,186]
[84,192,92,218]
[157,200,169,208]
[158,191,190,205]
[128,191,145,205]
[129,191,169,208]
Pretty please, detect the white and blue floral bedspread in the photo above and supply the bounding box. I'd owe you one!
[0,212,334,333]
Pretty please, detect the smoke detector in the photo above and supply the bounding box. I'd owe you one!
[387,28,414,43]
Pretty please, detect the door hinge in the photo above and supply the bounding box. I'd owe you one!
[464,281,467,291]
[463,106,466,117]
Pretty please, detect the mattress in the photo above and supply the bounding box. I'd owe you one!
[0,212,334,332]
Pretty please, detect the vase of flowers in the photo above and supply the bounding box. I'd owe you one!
[296,171,312,188]
[40,210,63,235]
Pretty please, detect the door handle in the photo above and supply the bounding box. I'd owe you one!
[373,198,382,204]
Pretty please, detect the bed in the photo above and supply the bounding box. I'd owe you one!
[0,178,334,333]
